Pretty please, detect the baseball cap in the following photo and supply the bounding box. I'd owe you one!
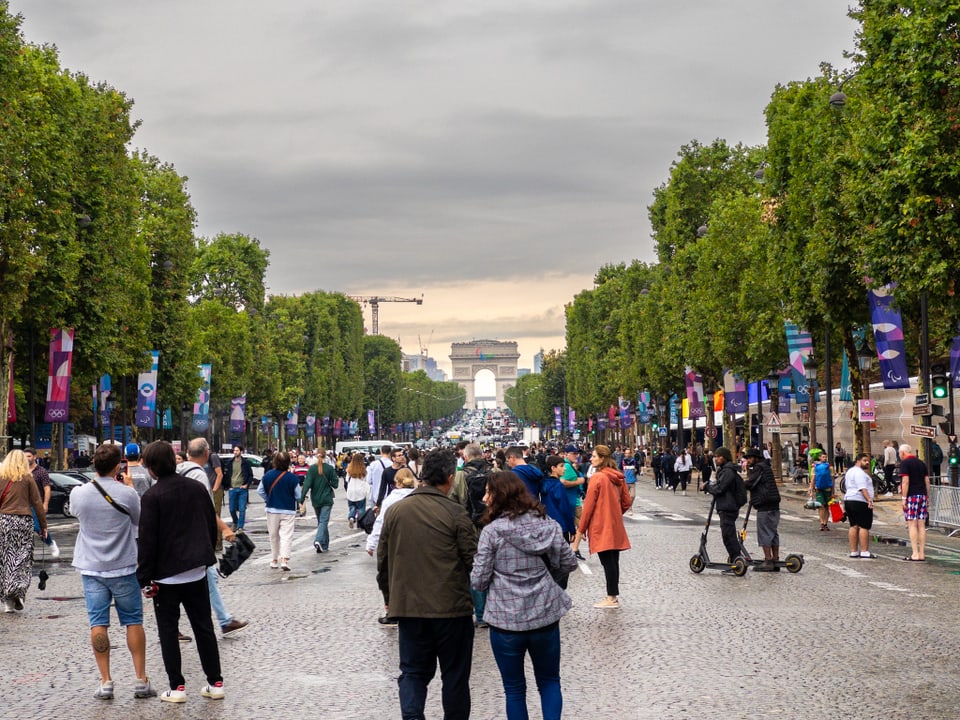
[564,444,579,454]
[124,442,140,458]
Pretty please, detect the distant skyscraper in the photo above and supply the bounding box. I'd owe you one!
[518,368,531,378]
[533,350,544,374]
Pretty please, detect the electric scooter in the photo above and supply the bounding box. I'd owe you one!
[738,504,804,573]
[689,496,748,576]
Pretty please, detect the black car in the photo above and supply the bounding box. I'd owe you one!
[48,472,85,517]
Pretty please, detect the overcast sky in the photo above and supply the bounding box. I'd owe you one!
[12,1,857,377]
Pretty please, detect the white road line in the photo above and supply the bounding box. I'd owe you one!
[253,527,366,565]
[577,561,593,575]
[823,562,866,578]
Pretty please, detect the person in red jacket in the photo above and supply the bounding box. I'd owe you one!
[571,445,631,609]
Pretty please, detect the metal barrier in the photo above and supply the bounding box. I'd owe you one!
[929,485,960,537]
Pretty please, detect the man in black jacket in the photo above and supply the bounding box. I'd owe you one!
[744,448,781,572]
[138,441,223,703]
[704,446,746,575]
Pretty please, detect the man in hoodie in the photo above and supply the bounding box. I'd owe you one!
[743,448,781,572]
[505,446,542,501]
[703,446,747,575]
[543,456,576,544]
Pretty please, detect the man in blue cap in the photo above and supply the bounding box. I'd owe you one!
[124,443,153,497]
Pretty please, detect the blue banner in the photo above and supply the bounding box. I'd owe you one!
[868,286,910,389]
[840,352,853,402]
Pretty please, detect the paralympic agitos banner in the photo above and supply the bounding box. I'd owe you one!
[868,286,910,389]
[43,328,74,423]
[135,351,160,428]
[230,395,246,434]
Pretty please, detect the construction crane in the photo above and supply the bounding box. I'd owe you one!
[347,294,423,335]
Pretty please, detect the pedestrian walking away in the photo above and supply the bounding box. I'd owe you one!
[809,453,834,531]
[0,450,47,613]
[259,451,301,571]
[898,444,930,562]
[138,441,225,702]
[843,453,876,559]
[300,449,339,553]
[471,471,577,720]
[344,454,370,529]
[376,449,477,720]
[71,443,156,699]
[571,445,631,608]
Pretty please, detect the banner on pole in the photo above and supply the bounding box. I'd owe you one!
[684,368,706,419]
[868,286,910,389]
[723,370,747,415]
[43,328,75,423]
[192,364,212,432]
[135,351,160,428]
[230,395,246,434]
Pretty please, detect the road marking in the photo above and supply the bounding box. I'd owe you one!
[577,561,593,575]
[823,563,866,578]
[253,528,367,565]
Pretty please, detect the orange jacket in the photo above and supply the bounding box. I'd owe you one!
[578,467,631,553]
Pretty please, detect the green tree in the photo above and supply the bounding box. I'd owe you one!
[363,335,402,435]
[192,232,270,312]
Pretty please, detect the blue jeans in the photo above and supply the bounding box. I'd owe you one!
[206,565,231,628]
[489,623,563,720]
[347,500,365,523]
[313,504,332,551]
[228,488,248,529]
[470,588,487,622]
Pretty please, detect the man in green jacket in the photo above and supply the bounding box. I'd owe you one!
[299,453,339,553]
[376,448,477,720]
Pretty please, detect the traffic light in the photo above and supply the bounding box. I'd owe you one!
[950,446,959,467]
[932,364,949,400]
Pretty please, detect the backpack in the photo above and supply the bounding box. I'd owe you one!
[814,462,833,489]
[463,464,490,526]
[358,507,377,534]
[733,470,748,509]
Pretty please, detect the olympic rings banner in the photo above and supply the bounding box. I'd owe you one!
[135,351,160,428]
[43,328,74,423]
[192,364,212,432]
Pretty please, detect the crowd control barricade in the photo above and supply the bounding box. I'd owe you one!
[929,485,960,537]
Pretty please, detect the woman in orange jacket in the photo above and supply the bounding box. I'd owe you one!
[571,445,631,608]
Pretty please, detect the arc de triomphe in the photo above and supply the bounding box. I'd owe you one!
[450,340,520,409]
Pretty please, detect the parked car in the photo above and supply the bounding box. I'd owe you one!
[48,472,85,517]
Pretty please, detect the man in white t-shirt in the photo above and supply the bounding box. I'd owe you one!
[843,453,875,559]
[366,445,393,511]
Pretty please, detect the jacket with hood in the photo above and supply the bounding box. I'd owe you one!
[744,458,780,511]
[512,462,544,501]
[471,511,577,632]
[577,466,632,553]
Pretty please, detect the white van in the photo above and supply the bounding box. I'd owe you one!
[334,439,399,456]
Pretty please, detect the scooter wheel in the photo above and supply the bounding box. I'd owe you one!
[733,558,748,576]
[689,555,705,573]
[785,554,803,573]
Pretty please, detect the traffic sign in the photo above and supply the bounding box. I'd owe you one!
[658,427,668,437]
[765,412,782,429]
[706,426,718,439]
[910,424,937,439]
[916,393,929,405]
[913,404,932,417]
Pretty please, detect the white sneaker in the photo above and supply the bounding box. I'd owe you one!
[160,685,186,703]
[200,681,224,700]
[48,539,60,559]
[269,560,279,569]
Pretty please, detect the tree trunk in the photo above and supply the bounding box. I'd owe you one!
[0,320,11,461]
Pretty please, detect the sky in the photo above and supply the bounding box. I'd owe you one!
[11,0,858,377]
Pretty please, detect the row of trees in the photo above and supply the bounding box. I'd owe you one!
[561,3,960,455]
[0,5,462,460]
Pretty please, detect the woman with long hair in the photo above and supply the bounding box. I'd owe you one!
[406,448,422,479]
[471,471,577,720]
[0,450,47,612]
[344,453,370,529]
[571,445,631,608]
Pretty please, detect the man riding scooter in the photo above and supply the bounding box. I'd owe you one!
[743,448,781,572]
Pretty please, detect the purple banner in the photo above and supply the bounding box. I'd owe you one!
[779,394,791,413]
[723,371,747,415]
[568,408,576,431]
[597,417,607,431]
[684,368,706,418]
[554,406,562,434]
[286,405,299,437]
[950,330,960,388]
[367,410,376,434]
[192,364,212,432]
[306,414,316,438]
[868,286,910,389]
[43,328,74,423]
[230,395,246,434]
[135,351,160,428]
[261,415,270,434]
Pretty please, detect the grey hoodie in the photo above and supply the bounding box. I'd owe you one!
[471,512,577,631]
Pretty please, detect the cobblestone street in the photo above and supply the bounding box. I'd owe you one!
[3,478,959,719]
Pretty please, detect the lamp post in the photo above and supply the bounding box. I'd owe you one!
[805,354,819,452]
[856,341,874,459]
[767,368,783,482]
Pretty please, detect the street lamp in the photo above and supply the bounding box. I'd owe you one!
[767,368,783,482]
[804,354,819,452]
[857,339,874,458]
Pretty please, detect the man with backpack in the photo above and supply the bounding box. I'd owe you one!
[809,453,834,531]
[703,447,747,575]
[455,443,492,627]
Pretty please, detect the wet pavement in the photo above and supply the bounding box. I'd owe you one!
[3,477,960,719]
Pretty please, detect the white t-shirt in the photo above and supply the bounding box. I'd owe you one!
[843,465,874,503]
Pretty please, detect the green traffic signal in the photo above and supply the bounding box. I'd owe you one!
[932,364,949,399]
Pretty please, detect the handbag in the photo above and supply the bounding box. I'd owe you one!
[218,530,256,578]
